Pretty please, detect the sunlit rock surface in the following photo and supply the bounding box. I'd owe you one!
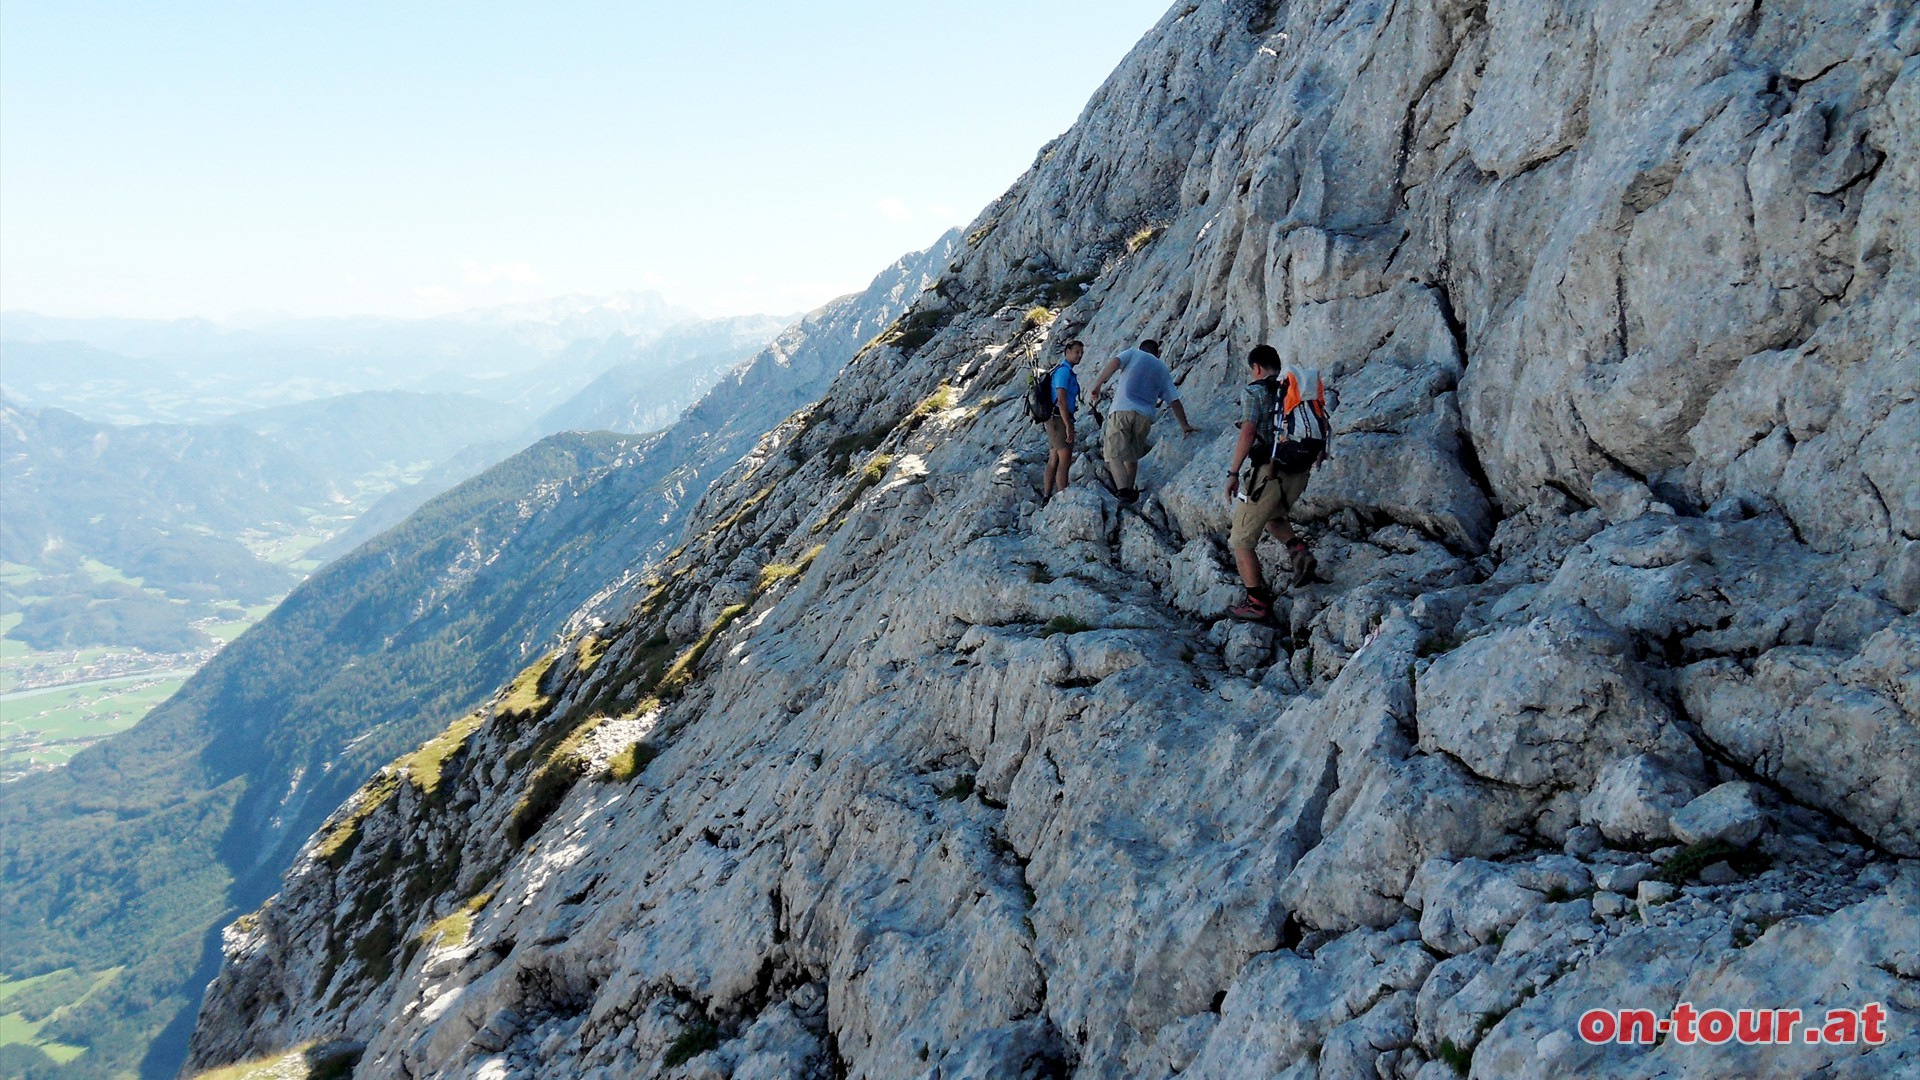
[188,1,1917,1076]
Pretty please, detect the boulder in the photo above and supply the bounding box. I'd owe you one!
[1415,859,1547,955]
[1416,605,1699,791]
[1579,754,1707,845]
[1669,782,1768,847]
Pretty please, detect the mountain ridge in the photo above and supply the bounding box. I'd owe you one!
[155,1,1920,1076]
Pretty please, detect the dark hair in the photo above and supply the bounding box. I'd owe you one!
[1248,344,1281,372]
[1139,339,1161,356]
[1062,339,1085,352]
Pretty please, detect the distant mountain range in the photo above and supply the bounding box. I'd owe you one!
[0,293,797,424]
[0,234,953,1079]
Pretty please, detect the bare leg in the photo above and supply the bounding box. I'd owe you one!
[1234,547,1266,591]
[1049,449,1071,495]
[1264,518,1296,544]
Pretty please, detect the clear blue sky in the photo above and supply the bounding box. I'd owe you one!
[1,1,1171,321]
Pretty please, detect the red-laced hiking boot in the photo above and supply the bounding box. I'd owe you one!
[1287,539,1317,588]
[1229,593,1272,622]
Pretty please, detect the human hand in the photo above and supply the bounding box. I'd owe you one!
[1225,474,1239,503]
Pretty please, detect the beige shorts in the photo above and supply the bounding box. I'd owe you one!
[1229,463,1310,551]
[1101,409,1154,468]
[1045,415,1071,452]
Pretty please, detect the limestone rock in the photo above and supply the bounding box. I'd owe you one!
[181,2,1920,1078]
[1415,860,1546,955]
[1680,621,1920,855]
[1416,605,1699,791]
[1669,782,1769,847]
[1223,622,1276,675]
[1579,754,1707,846]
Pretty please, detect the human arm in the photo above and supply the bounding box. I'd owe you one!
[1170,399,1199,435]
[1225,420,1258,501]
[1087,358,1122,399]
[1054,386,1074,442]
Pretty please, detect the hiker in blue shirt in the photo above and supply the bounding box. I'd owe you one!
[1043,340,1084,502]
[1087,339,1200,505]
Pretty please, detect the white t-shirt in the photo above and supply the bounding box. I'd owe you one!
[1110,348,1179,418]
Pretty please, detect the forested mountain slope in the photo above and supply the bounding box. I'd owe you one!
[0,244,949,1078]
[192,2,1914,1078]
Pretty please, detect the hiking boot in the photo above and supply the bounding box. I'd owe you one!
[1118,487,1139,506]
[1229,593,1272,622]
[1287,539,1317,588]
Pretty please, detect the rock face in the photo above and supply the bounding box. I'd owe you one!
[187,2,1917,1078]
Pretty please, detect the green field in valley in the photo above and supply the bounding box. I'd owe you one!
[0,968,114,1067]
[1,675,192,777]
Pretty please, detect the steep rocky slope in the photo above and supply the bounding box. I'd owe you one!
[0,249,946,1080]
[189,1,1916,1077]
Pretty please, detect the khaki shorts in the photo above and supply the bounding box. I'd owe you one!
[1045,415,1071,452]
[1102,409,1154,468]
[1229,463,1310,551]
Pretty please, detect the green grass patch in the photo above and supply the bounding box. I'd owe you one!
[603,740,659,782]
[713,483,778,535]
[662,1020,720,1068]
[395,710,486,797]
[77,557,141,587]
[186,1042,320,1080]
[418,890,493,952]
[507,749,591,847]
[314,771,401,868]
[912,383,960,419]
[1041,273,1096,306]
[1022,306,1056,332]
[1127,225,1164,253]
[577,634,610,672]
[0,674,187,775]
[0,1009,87,1064]
[758,562,808,591]
[885,307,952,354]
[1039,615,1093,638]
[1656,839,1770,884]
[0,561,39,587]
[812,454,893,535]
[498,652,559,723]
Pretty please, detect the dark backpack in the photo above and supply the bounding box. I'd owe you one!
[1027,365,1071,424]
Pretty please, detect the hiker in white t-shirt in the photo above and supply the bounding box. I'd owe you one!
[1086,339,1199,505]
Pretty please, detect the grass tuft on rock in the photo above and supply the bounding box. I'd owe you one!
[913,382,960,418]
[603,741,659,782]
[1436,1038,1472,1076]
[418,889,493,952]
[395,711,486,797]
[662,1020,720,1068]
[313,771,401,868]
[1039,615,1093,638]
[1656,839,1769,884]
[939,774,976,801]
[498,653,560,722]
